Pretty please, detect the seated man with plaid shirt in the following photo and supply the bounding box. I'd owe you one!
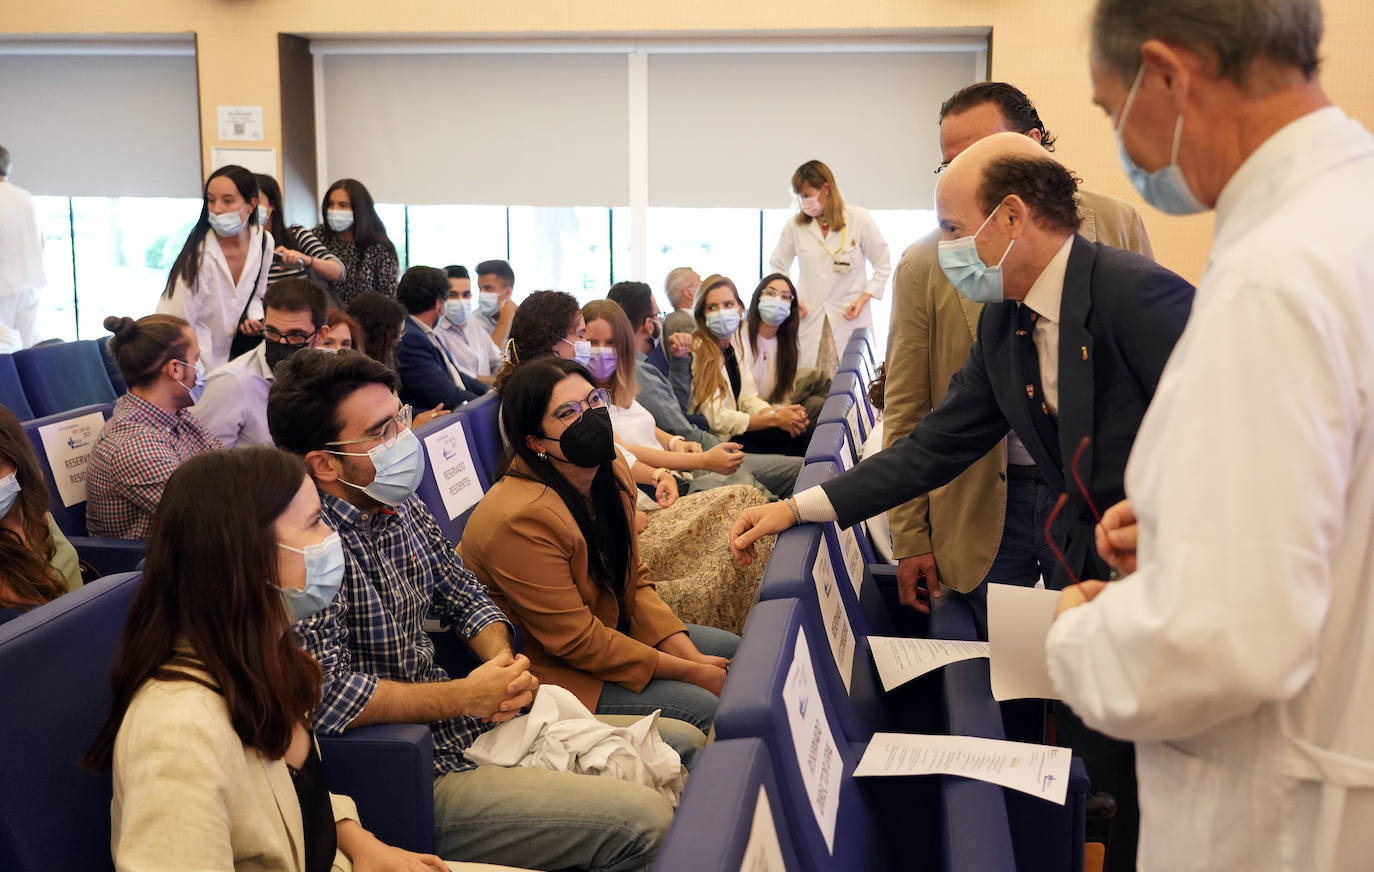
[266,349,677,872]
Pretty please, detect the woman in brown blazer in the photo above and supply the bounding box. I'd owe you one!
[461,357,738,733]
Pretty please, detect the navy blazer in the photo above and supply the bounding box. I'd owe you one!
[396,319,485,412]
[823,236,1195,588]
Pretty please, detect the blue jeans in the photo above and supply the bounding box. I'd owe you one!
[957,466,1061,641]
[594,623,740,733]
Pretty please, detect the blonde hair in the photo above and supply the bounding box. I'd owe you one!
[688,274,744,413]
[581,299,640,408]
[791,159,847,234]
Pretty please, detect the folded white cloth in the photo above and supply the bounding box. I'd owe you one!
[465,685,687,806]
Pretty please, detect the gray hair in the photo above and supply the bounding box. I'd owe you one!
[0,146,10,178]
[663,266,696,305]
[1092,0,1322,85]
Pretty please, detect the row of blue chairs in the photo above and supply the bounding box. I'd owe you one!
[0,338,126,423]
[657,328,1090,872]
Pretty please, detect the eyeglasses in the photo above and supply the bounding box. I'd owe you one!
[1043,437,1111,586]
[324,403,413,454]
[544,388,609,427]
[262,326,316,346]
[760,288,795,303]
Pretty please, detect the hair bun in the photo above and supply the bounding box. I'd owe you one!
[103,316,138,340]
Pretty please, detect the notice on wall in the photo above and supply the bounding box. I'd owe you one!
[210,147,277,178]
[217,105,264,141]
[782,627,843,852]
[839,525,866,595]
[38,411,105,508]
[812,539,854,692]
[867,637,990,691]
[988,583,1062,701]
[855,732,1071,805]
[737,785,787,872]
[423,424,483,520]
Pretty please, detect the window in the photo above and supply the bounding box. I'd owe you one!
[645,208,762,298]
[374,203,408,272]
[405,205,508,276]
[508,207,613,304]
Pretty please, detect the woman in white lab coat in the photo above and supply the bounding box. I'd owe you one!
[157,165,272,371]
[768,160,890,372]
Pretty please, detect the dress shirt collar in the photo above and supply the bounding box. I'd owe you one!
[320,489,396,530]
[248,341,274,381]
[409,314,438,336]
[1020,235,1074,325]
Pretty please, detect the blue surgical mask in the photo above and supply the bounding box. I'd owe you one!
[937,204,1014,304]
[560,337,592,366]
[338,427,425,506]
[0,472,20,518]
[172,357,207,401]
[705,308,741,338]
[277,531,345,623]
[1114,66,1206,216]
[326,209,354,232]
[478,291,502,318]
[256,204,270,227]
[208,209,247,238]
[757,296,791,327]
[444,298,470,327]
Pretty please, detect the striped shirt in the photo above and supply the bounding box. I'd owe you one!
[85,393,222,539]
[267,224,343,284]
[293,492,514,774]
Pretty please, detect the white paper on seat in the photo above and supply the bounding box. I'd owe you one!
[867,637,990,691]
[839,525,866,596]
[844,403,861,454]
[854,732,1071,805]
[987,583,1062,701]
[812,541,854,692]
[38,410,105,508]
[737,785,787,872]
[782,627,842,853]
[422,424,483,521]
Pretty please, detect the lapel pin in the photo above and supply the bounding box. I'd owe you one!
[1025,385,1035,399]
[1081,346,1088,360]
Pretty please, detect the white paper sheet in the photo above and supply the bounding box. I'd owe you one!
[423,424,483,521]
[854,732,1071,805]
[987,583,1062,701]
[210,146,277,176]
[216,104,263,141]
[812,541,854,692]
[37,410,105,508]
[737,785,787,872]
[839,525,866,595]
[781,627,843,853]
[867,637,990,691]
[844,403,861,456]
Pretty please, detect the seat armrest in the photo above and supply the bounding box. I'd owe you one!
[318,723,435,853]
[69,536,147,577]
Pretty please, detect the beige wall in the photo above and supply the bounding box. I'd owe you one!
[9,0,1373,284]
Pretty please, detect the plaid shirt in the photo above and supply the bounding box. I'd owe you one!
[294,491,513,774]
[85,393,221,539]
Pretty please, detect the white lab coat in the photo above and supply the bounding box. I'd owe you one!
[1046,107,1374,872]
[156,227,272,370]
[0,180,46,298]
[769,204,890,369]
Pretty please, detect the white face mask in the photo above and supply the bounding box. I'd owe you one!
[326,209,354,232]
[208,208,247,238]
[256,204,270,227]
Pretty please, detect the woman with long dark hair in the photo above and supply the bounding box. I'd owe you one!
[741,273,831,422]
[345,292,406,371]
[86,448,450,871]
[157,165,273,369]
[0,404,81,598]
[461,357,738,733]
[314,179,399,304]
[254,174,344,286]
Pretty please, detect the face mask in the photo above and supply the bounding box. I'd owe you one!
[757,296,791,327]
[1114,66,1207,216]
[276,532,345,623]
[0,472,20,518]
[800,195,824,218]
[263,339,304,370]
[326,209,354,232]
[172,357,207,398]
[650,320,662,346]
[705,308,741,338]
[937,204,1015,305]
[547,407,616,469]
[478,291,502,318]
[444,298,470,327]
[256,204,270,227]
[560,337,592,366]
[208,209,247,238]
[586,347,618,382]
[337,427,425,506]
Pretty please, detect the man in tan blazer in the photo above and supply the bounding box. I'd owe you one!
[884,82,1153,635]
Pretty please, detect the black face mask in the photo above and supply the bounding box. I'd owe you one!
[263,338,304,370]
[546,407,616,469]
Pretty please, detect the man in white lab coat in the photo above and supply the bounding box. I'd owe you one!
[0,146,46,347]
[1047,2,1374,870]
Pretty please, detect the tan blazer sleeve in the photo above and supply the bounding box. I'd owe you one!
[477,502,662,692]
[1079,188,1155,259]
[882,239,936,558]
[627,564,688,649]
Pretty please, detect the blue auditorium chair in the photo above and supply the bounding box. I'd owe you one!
[803,421,856,473]
[0,355,34,421]
[656,737,803,872]
[12,340,117,418]
[412,410,494,545]
[815,393,862,464]
[453,390,504,487]
[97,336,128,396]
[845,327,875,372]
[317,725,438,853]
[832,369,874,431]
[838,348,873,392]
